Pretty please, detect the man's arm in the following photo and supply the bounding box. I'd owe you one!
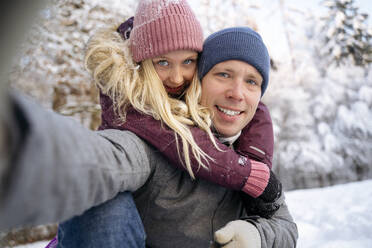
[0,92,151,231]
[214,193,298,248]
[247,193,298,248]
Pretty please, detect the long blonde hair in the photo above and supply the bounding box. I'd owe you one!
[84,25,219,178]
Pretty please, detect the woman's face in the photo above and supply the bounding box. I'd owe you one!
[152,50,198,96]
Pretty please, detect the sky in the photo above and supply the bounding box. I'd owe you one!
[16,179,372,248]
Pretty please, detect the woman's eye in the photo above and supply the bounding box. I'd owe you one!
[183,59,194,65]
[157,60,169,66]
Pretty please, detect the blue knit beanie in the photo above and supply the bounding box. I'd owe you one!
[198,27,270,96]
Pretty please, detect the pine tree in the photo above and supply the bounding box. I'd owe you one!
[319,0,372,68]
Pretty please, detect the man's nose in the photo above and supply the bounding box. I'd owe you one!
[226,79,244,101]
[169,66,184,86]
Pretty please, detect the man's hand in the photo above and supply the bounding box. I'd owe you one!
[214,220,261,248]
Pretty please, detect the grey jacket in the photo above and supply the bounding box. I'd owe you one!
[0,92,298,247]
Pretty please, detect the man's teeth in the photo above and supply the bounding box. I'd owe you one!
[217,106,241,116]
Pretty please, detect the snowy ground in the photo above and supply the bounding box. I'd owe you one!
[14,180,372,248]
[287,179,372,248]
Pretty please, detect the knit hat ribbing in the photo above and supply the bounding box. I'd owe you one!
[198,27,270,96]
[130,0,203,62]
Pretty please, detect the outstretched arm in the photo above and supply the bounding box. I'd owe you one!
[0,92,151,231]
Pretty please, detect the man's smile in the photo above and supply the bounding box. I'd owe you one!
[216,105,242,117]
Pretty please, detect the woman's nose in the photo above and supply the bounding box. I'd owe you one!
[169,66,184,86]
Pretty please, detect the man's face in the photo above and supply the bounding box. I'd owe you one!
[200,60,262,137]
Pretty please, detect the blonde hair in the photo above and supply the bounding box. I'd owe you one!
[84,25,219,178]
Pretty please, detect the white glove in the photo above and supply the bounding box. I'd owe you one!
[214,220,261,248]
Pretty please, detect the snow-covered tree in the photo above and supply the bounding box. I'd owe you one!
[263,0,372,189]
[318,0,372,69]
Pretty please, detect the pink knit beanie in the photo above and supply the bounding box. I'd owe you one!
[130,0,203,62]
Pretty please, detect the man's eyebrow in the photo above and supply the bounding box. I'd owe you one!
[213,67,234,72]
[246,72,260,78]
[246,73,263,84]
[214,67,262,80]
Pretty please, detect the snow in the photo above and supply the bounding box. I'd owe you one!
[287,179,372,248]
[13,180,372,248]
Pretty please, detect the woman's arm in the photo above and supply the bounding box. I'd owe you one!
[0,92,152,231]
[236,102,282,218]
[100,95,269,196]
[235,102,274,168]
[121,108,253,191]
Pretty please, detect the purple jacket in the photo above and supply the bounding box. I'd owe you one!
[99,93,274,192]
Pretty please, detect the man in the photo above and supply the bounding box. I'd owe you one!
[0,28,298,247]
[199,27,286,247]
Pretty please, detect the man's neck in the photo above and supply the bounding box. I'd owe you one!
[215,131,242,148]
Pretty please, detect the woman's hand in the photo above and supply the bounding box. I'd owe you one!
[241,170,282,219]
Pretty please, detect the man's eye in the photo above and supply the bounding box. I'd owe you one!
[183,59,194,65]
[217,72,229,78]
[246,79,258,85]
[157,60,169,66]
